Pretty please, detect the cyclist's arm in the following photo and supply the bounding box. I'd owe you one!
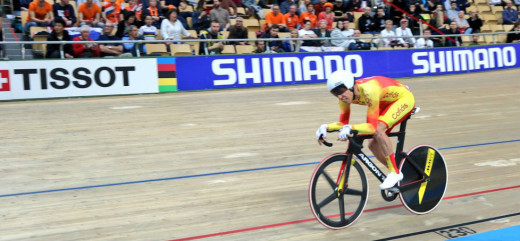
[327,100,350,131]
[351,89,380,135]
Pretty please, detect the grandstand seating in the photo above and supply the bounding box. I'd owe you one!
[235,44,255,54]
[221,45,236,54]
[145,43,169,56]
[170,44,192,56]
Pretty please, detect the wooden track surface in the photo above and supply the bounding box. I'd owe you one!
[0,69,519,240]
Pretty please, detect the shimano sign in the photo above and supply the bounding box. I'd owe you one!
[211,55,363,86]
[174,44,520,91]
[412,46,517,74]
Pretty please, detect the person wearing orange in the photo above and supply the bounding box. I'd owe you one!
[264,4,287,31]
[79,0,104,27]
[316,71,415,190]
[317,2,334,30]
[25,0,54,37]
[300,3,317,28]
[283,4,299,30]
[103,0,122,25]
[124,0,143,21]
[142,0,164,28]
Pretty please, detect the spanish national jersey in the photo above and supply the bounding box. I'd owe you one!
[328,76,415,135]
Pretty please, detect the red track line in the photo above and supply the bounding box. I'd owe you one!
[7,21,20,41]
[170,185,520,241]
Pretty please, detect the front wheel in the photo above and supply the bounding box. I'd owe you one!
[308,153,369,229]
[398,145,448,215]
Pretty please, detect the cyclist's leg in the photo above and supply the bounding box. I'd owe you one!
[368,130,389,167]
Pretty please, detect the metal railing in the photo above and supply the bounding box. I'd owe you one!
[0,31,517,60]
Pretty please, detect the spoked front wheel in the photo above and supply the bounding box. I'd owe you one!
[309,153,369,229]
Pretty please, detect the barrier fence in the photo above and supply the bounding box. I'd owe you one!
[0,42,518,101]
[0,31,518,59]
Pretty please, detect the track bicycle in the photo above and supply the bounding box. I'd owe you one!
[308,108,448,229]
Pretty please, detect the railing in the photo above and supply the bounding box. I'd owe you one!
[0,31,518,60]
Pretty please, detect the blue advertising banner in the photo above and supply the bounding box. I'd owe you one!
[175,44,520,91]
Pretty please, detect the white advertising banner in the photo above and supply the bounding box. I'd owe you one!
[0,58,159,100]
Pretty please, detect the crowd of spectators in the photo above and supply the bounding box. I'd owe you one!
[4,0,520,58]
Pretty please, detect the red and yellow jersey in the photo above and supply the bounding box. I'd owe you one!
[328,76,415,135]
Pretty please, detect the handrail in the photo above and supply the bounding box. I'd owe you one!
[1,31,518,59]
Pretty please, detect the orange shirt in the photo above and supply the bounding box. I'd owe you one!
[78,2,102,20]
[283,13,300,30]
[318,11,334,30]
[264,11,286,30]
[125,3,142,20]
[300,11,317,28]
[103,2,121,23]
[27,1,53,22]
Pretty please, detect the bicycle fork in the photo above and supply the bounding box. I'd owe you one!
[336,153,355,197]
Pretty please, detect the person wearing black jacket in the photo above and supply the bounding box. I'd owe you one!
[46,18,74,58]
[467,10,483,33]
[506,22,520,43]
[358,7,375,34]
[53,0,77,27]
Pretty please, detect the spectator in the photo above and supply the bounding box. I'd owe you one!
[280,0,296,14]
[227,17,248,45]
[358,7,375,33]
[199,21,224,54]
[432,4,449,28]
[347,0,371,13]
[389,0,407,24]
[122,25,145,56]
[283,28,301,52]
[443,21,462,46]
[503,1,519,25]
[409,0,429,13]
[333,0,352,22]
[467,9,483,33]
[142,0,164,28]
[318,2,334,30]
[116,11,138,38]
[373,7,387,33]
[265,4,288,31]
[77,0,101,7]
[218,0,237,16]
[53,0,77,27]
[253,40,266,53]
[284,5,300,30]
[25,0,54,38]
[298,20,320,46]
[140,14,159,40]
[314,19,332,46]
[415,29,434,48]
[241,0,265,19]
[343,19,355,36]
[506,21,520,43]
[261,25,285,53]
[489,0,503,6]
[456,0,470,12]
[102,0,122,26]
[395,19,416,47]
[446,1,458,21]
[98,22,124,56]
[160,0,181,14]
[299,0,311,15]
[123,0,144,22]
[72,25,101,57]
[454,10,469,33]
[210,0,230,30]
[348,29,371,50]
[193,1,212,32]
[331,19,349,47]
[46,18,74,58]
[161,9,192,43]
[78,0,104,28]
[406,4,424,35]
[468,34,480,45]
[379,19,398,47]
[315,0,327,15]
[300,3,318,28]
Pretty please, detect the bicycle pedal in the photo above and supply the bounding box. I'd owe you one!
[387,187,400,194]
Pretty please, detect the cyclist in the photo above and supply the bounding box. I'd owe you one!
[316,70,415,189]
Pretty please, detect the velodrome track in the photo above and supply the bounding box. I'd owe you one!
[0,69,519,240]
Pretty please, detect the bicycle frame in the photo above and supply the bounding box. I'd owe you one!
[342,116,430,189]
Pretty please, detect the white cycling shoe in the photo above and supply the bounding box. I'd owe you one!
[379,172,404,190]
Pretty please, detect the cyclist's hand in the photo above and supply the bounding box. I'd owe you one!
[338,125,352,141]
[316,124,328,145]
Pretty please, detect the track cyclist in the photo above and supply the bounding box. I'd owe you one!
[316,70,415,190]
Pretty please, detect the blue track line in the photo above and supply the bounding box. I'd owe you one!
[1,139,519,198]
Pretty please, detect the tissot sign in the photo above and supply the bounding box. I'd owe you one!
[0,59,158,100]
